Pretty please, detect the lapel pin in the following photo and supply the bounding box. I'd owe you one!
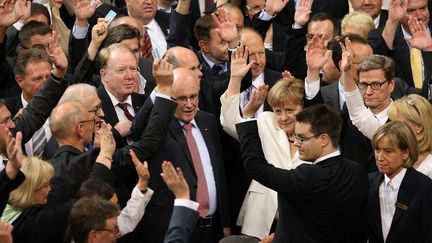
[395,202,408,211]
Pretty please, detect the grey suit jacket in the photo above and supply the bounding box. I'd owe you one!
[164,206,199,243]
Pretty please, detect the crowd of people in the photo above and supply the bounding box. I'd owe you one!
[0,0,432,242]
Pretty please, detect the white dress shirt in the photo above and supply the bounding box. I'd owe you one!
[240,72,265,116]
[379,168,407,241]
[145,19,167,56]
[105,88,136,121]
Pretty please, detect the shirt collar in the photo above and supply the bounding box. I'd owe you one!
[314,150,341,164]
[145,19,158,31]
[21,93,28,108]
[373,14,381,29]
[372,99,392,123]
[384,168,407,191]
[105,87,133,107]
[201,52,227,70]
[179,119,198,128]
[252,72,265,87]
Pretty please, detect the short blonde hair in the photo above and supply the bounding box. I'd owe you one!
[98,43,135,69]
[341,11,374,38]
[388,94,432,154]
[267,77,304,109]
[8,157,54,210]
[372,121,419,168]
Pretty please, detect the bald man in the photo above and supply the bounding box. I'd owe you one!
[128,68,230,243]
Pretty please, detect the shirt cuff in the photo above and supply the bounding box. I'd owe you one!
[174,199,199,211]
[292,23,304,29]
[258,10,276,21]
[304,78,320,100]
[13,22,24,31]
[72,23,89,39]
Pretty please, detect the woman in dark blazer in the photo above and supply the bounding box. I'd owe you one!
[367,121,432,243]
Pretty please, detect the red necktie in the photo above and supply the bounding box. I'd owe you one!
[117,103,134,121]
[183,123,209,217]
[142,27,153,59]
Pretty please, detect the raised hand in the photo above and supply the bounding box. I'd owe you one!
[306,34,331,71]
[114,120,132,137]
[243,84,269,118]
[46,31,68,78]
[340,37,353,72]
[281,70,294,78]
[161,161,189,199]
[388,0,407,23]
[16,0,31,24]
[0,0,29,29]
[405,16,432,51]
[153,56,174,96]
[230,45,253,80]
[5,129,23,180]
[74,0,99,27]
[294,0,312,27]
[265,0,290,15]
[130,149,150,193]
[212,8,239,46]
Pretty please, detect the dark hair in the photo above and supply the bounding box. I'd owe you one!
[330,34,368,71]
[296,104,342,147]
[309,12,339,36]
[100,24,141,49]
[76,180,115,200]
[69,196,119,243]
[194,14,215,41]
[31,3,51,25]
[19,21,52,49]
[14,48,52,76]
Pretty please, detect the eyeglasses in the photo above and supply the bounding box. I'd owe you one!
[357,79,389,91]
[79,119,96,126]
[88,103,102,115]
[172,94,199,104]
[293,134,321,144]
[190,64,203,74]
[248,50,265,60]
[95,225,120,235]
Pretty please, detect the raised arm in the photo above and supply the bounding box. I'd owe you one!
[381,0,407,50]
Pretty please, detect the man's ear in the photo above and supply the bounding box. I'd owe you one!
[100,68,107,84]
[15,75,24,88]
[198,40,209,53]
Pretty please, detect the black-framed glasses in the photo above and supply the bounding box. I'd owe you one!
[88,103,102,115]
[95,225,120,235]
[172,94,199,104]
[293,134,321,144]
[79,119,96,126]
[357,79,389,90]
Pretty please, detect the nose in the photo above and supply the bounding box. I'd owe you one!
[365,84,374,94]
[7,119,15,129]
[375,151,384,161]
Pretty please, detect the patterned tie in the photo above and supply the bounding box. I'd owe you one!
[183,123,209,217]
[242,85,254,108]
[212,64,223,75]
[410,47,423,88]
[204,0,214,12]
[117,103,134,121]
[142,27,153,59]
[32,127,47,157]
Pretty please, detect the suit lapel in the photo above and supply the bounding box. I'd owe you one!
[169,120,194,167]
[195,112,216,168]
[389,169,413,231]
[369,173,384,241]
[98,86,119,125]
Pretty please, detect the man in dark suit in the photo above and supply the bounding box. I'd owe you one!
[236,104,369,243]
[128,68,231,243]
[368,0,432,96]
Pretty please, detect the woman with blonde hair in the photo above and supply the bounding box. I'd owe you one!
[220,47,308,239]
[367,121,432,242]
[387,94,432,178]
[1,157,53,223]
[341,11,375,38]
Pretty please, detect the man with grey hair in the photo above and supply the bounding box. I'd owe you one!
[47,59,176,206]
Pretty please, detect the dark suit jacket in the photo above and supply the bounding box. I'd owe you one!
[236,121,369,243]
[47,97,176,206]
[0,41,21,98]
[377,10,388,28]
[163,205,199,243]
[97,85,148,148]
[0,170,25,215]
[262,68,281,111]
[4,95,23,117]
[367,169,432,243]
[129,110,230,243]
[368,25,432,97]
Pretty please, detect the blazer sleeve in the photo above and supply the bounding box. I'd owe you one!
[13,76,68,144]
[166,9,191,49]
[367,27,394,56]
[219,93,242,140]
[116,97,176,164]
[0,170,25,215]
[236,120,313,197]
[163,206,199,243]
